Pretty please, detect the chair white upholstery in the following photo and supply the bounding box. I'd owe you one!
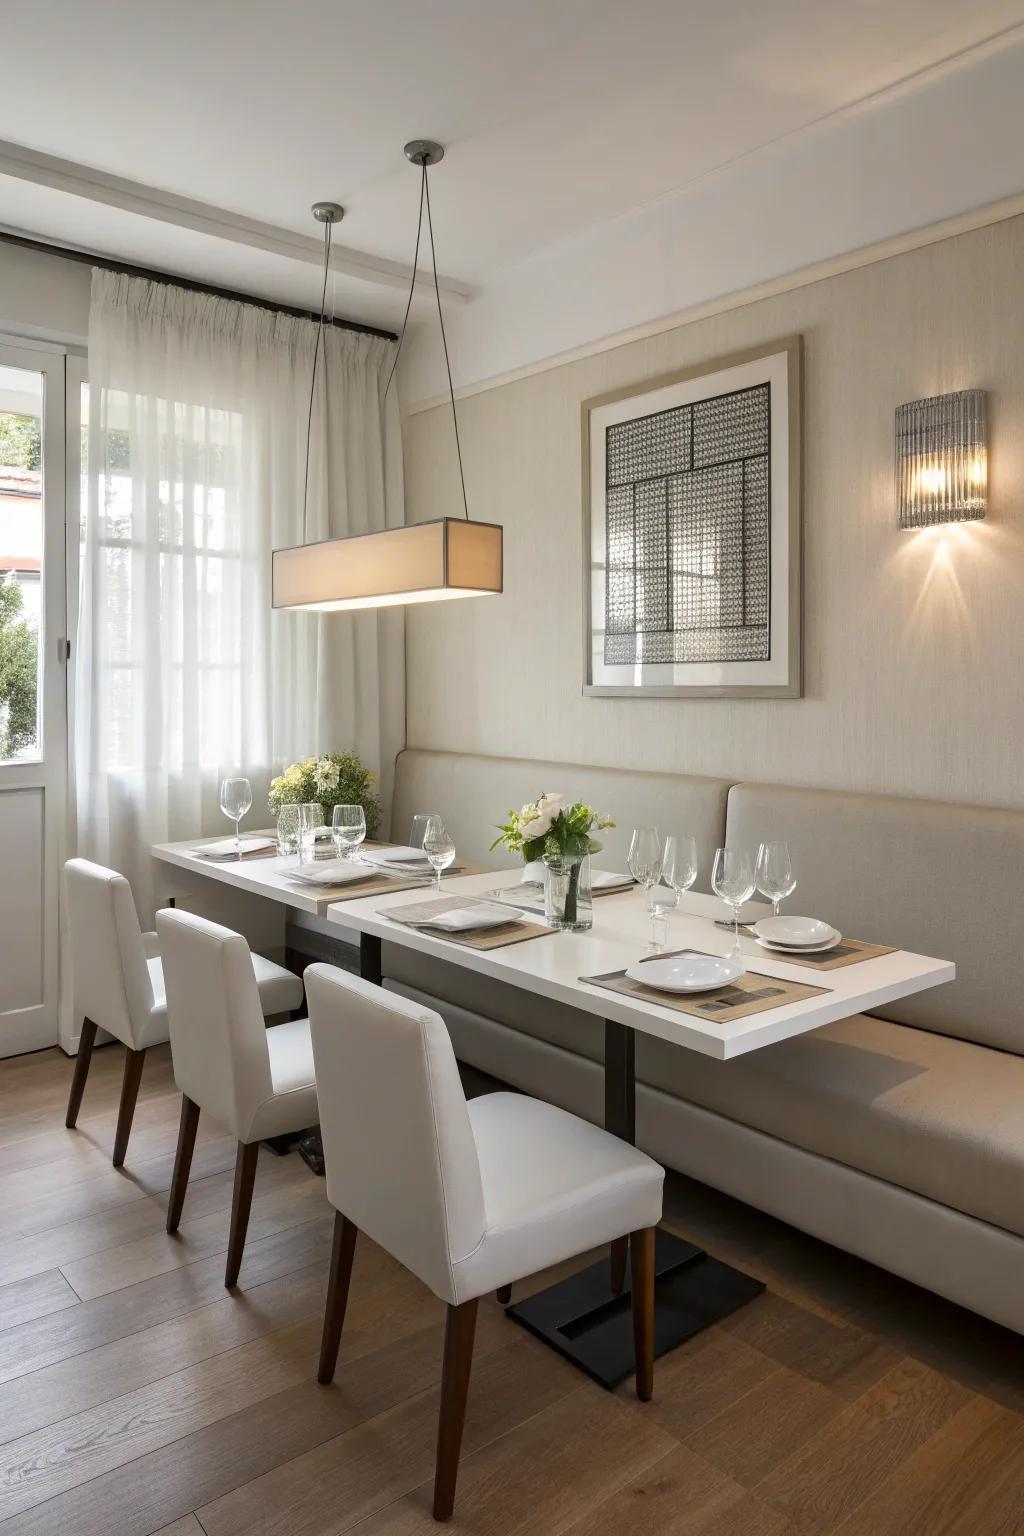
[64,858,303,1167]
[304,962,663,1520]
[155,907,318,1286]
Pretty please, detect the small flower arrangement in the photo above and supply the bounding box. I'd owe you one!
[268,752,380,835]
[491,793,613,862]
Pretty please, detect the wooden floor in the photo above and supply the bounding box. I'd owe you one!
[0,1043,1022,1536]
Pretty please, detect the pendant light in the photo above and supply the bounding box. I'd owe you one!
[272,141,503,612]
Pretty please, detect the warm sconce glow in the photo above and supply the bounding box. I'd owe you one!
[896,389,987,529]
[272,518,503,612]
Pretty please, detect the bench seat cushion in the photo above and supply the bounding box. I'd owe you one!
[642,1014,1024,1240]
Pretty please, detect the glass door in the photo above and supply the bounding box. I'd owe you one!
[0,340,67,1056]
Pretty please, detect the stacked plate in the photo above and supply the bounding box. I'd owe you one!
[753,916,841,954]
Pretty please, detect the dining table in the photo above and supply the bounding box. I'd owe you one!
[151,837,955,1388]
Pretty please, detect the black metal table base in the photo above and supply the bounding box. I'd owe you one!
[506,1229,764,1389]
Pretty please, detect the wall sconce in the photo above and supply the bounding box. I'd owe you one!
[895,389,987,529]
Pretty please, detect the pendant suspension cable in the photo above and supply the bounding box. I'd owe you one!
[302,217,334,542]
[423,166,469,521]
[383,162,427,405]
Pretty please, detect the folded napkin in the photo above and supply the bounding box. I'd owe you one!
[590,870,634,890]
[408,901,520,933]
[363,845,431,867]
[190,836,277,859]
[288,860,376,887]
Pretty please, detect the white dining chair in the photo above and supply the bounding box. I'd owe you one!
[304,963,664,1522]
[154,906,318,1285]
[64,858,304,1167]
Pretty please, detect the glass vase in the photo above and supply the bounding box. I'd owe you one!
[543,853,593,932]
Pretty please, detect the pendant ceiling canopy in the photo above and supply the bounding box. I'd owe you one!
[272,140,503,613]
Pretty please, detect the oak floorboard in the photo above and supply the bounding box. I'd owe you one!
[0,1271,79,1334]
[689,1365,839,1489]
[151,1519,206,1536]
[755,1358,973,1531]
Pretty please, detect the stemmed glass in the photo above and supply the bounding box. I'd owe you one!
[712,847,755,953]
[662,834,698,915]
[628,828,663,949]
[422,815,456,892]
[755,841,796,918]
[332,804,367,861]
[409,813,440,850]
[219,777,252,856]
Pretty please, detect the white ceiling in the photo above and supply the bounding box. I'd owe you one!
[2,0,1023,330]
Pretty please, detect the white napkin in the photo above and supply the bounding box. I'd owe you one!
[363,845,431,867]
[412,901,519,932]
[190,837,277,859]
[288,860,375,886]
[590,870,634,890]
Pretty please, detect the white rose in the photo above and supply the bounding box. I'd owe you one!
[313,757,340,792]
[523,791,566,842]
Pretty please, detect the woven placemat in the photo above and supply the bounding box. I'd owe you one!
[757,937,896,971]
[381,894,557,949]
[581,949,829,1022]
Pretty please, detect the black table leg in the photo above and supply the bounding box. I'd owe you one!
[506,1017,764,1389]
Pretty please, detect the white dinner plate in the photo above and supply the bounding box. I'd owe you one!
[753,916,838,947]
[410,902,520,933]
[190,836,277,859]
[625,953,745,994]
[288,861,378,887]
[756,934,843,955]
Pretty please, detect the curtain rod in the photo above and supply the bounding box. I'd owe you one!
[0,228,398,341]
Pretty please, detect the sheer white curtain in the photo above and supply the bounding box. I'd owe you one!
[76,270,404,918]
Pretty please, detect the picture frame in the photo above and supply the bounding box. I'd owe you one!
[582,335,802,698]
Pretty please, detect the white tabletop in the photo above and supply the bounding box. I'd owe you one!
[324,869,955,1061]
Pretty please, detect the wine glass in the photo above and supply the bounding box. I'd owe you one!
[332,804,367,861]
[712,847,755,953]
[627,827,663,948]
[422,815,456,892]
[662,834,698,917]
[755,841,796,918]
[219,777,252,855]
[409,812,440,851]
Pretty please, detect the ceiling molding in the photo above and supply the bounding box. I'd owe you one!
[403,191,1024,414]
[0,138,474,302]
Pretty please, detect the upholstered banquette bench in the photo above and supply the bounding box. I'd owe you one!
[375,748,1024,1337]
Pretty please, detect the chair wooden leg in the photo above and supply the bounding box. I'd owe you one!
[112,1047,146,1167]
[610,1235,629,1295]
[166,1096,200,1234]
[317,1212,358,1384]
[496,1285,511,1305]
[224,1141,260,1288]
[65,1017,97,1128]
[630,1226,656,1402]
[433,1298,479,1522]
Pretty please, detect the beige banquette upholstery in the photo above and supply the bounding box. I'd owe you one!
[383,749,1024,1336]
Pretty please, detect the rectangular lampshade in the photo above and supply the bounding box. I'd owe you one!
[272,518,503,611]
[895,389,987,529]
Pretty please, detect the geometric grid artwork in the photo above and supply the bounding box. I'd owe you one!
[604,383,770,665]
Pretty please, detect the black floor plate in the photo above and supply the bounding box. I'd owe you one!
[506,1229,764,1389]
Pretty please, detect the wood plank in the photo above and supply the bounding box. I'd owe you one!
[0,1210,334,1388]
[755,1359,972,1531]
[692,1365,840,1488]
[151,1519,206,1536]
[0,1270,79,1333]
[5,1305,528,1536]
[617,1321,778,1441]
[197,1335,588,1536]
[561,1443,795,1536]
[721,1291,901,1401]
[0,1080,197,1177]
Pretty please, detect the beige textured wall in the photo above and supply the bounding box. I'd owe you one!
[404,215,1024,810]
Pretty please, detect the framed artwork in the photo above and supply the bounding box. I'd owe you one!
[582,336,801,697]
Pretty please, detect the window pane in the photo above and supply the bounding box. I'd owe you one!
[0,365,42,763]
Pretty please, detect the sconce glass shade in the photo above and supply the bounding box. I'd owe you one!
[272,517,503,611]
[895,389,987,529]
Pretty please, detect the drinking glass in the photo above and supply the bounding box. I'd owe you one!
[409,813,440,850]
[422,815,456,892]
[276,804,301,857]
[219,777,252,854]
[755,841,796,918]
[662,834,698,913]
[712,847,756,952]
[299,802,325,864]
[332,804,367,861]
[627,827,663,948]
